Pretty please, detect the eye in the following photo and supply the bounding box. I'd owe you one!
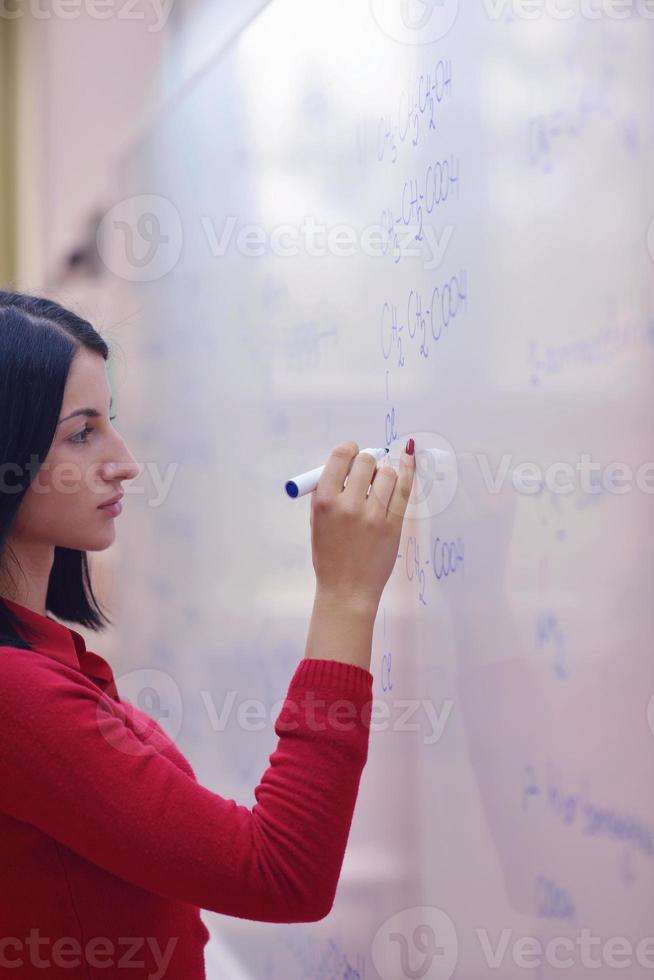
[70,425,92,445]
[70,415,117,445]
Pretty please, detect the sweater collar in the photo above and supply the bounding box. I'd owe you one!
[1,595,83,669]
[0,596,120,700]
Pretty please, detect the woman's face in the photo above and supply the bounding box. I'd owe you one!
[10,348,141,553]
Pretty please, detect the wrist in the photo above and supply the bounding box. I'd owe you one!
[313,587,379,622]
[304,588,378,671]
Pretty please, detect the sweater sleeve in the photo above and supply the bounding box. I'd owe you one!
[0,649,373,923]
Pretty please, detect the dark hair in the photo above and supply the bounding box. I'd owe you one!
[0,289,115,650]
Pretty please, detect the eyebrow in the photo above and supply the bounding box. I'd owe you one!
[58,396,113,426]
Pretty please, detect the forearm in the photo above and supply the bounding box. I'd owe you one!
[304,589,377,672]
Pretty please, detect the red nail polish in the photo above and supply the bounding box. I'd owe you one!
[405,438,415,456]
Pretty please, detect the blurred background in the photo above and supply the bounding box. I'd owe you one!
[0,0,268,665]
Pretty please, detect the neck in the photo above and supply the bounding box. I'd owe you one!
[0,544,53,619]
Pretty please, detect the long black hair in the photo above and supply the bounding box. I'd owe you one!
[0,289,115,650]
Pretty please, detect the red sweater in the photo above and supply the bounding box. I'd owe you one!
[0,597,373,979]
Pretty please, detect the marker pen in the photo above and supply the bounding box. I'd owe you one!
[285,447,390,498]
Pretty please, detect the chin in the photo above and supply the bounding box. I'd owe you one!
[95,528,118,549]
[72,527,117,551]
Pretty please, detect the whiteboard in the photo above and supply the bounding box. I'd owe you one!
[105,1,654,976]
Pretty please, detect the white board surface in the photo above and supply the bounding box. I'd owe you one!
[107,2,654,976]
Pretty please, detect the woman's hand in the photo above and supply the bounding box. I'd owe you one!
[310,440,416,611]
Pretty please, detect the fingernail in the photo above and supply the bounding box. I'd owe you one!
[405,438,415,456]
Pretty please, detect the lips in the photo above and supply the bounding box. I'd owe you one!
[98,493,124,509]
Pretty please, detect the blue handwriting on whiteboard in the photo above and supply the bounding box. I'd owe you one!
[523,763,654,867]
[377,58,453,163]
[535,874,576,920]
[403,533,464,605]
[381,271,468,367]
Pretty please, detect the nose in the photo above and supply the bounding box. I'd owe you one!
[101,435,141,484]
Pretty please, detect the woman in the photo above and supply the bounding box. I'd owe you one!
[0,289,416,978]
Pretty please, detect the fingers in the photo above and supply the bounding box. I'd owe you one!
[341,449,382,503]
[367,464,398,517]
[386,442,416,524]
[315,441,416,524]
[316,441,359,499]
